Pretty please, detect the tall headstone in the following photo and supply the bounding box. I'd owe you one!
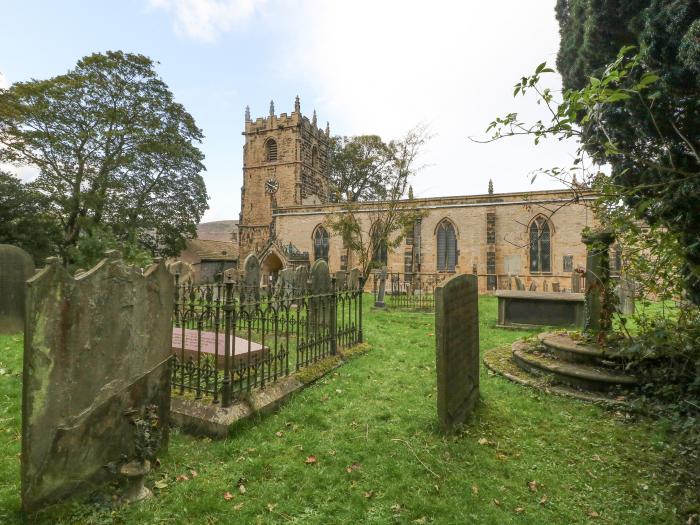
[334,270,348,291]
[295,266,309,295]
[571,271,582,293]
[552,282,561,293]
[348,268,361,291]
[514,276,526,291]
[616,276,636,315]
[374,267,388,308]
[22,252,173,511]
[435,274,479,431]
[310,260,331,326]
[277,268,296,308]
[240,254,261,306]
[528,281,537,292]
[582,231,615,335]
[310,259,331,294]
[0,244,34,333]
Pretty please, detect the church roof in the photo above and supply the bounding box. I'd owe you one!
[185,239,238,261]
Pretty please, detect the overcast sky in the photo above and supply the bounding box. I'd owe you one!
[1,0,579,222]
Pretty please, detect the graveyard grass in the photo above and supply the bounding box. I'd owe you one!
[0,297,693,524]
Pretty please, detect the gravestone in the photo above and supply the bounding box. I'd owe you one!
[335,270,347,291]
[435,273,479,431]
[543,280,549,292]
[0,244,34,333]
[240,254,261,307]
[571,271,582,293]
[310,259,331,327]
[528,281,537,292]
[348,268,361,291]
[295,266,309,295]
[22,252,173,511]
[374,267,388,308]
[616,276,636,315]
[552,282,561,292]
[277,268,296,308]
[582,231,615,334]
[514,276,526,291]
[167,260,194,284]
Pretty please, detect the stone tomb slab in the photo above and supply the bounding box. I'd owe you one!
[171,327,269,367]
[495,290,584,328]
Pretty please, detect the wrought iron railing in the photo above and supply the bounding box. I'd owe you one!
[373,272,449,310]
[171,275,364,406]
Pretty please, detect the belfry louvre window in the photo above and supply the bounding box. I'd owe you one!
[436,220,457,272]
[529,217,551,272]
[266,139,278,162]
[313,226,329,262]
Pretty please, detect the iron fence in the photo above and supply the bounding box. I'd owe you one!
[171,275,364,406]
[373,272,448,310]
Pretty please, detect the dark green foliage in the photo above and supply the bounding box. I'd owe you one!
[555,0,700,305]
[329,135,393,202]
[0,172,60,264]
[0,51,208,264]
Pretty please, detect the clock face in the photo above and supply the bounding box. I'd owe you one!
[265,178,279,194]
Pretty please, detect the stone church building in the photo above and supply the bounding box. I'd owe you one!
[238,99,595,292]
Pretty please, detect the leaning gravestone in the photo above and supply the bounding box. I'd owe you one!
[0,244,34,333]
[348,268,361,291]
[435,273,479,431]
[22,252,173,511]
[374,266,388,308]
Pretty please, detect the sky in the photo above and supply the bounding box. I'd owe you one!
[0,0,580,222]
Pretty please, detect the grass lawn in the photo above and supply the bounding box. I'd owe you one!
[0,295,693,524]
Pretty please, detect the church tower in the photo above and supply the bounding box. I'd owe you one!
[238,97,331,261]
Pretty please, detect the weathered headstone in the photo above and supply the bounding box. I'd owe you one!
[552,282,561,293]
[582,231,615,334]
[514,276,526,291]
[295,266,309,295]
[0,244,34,333]
[374,267,388,308]
[348,268,361,291]
[543,280,549,292]
[240,254,261,306]
[528,281,537,292]
[22,252,173,511]
[616,276,636,315]
[334,270,347,291]
[435,273,479,431]
[167,260,194,284]
[571,270,583,293]
[310,259,331,326]
[277,268,296,308]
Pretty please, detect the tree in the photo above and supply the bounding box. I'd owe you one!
[0,171,61,263]
[0,51,208,266]
[325,125,430,278]
[328,135,394,202]
[553,1,700,303]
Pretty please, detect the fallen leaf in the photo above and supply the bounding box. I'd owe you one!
[346,462,361,473]
[471,484,479,495]
[527,480,538,492]
[223,491,234,501]
[335,389,342,394]
[267,503,277,512]
[190,470,198,478]
[154,480,168,490]
[391,503,402,513]
[233,502,244,510]
[176,474,189,482]
[238,484,246,495]
[305,455,317,465]
[413,518,427,524]
[329,450,336,456]
[588,510,600,519]
[364,490,374,499]
[275,431,284,437]
[493,499,501,506]
[496,453,508,461]
[515,507,525,513]
[539,495,548,505]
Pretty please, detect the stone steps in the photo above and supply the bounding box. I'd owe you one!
[537,332,626,366]
[512,341,638,393]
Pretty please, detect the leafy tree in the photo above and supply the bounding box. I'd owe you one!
[553,0,700,304]
[325,125,430,277]
[0,170,61,263]
[0,51,208,265]
[328,135,393,202]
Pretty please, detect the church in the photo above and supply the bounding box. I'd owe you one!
[237,98,595,293]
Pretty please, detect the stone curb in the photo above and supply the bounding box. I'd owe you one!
[170,345,369,439]
[483,346,629,408]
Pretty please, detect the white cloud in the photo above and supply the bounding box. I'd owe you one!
[0,70,9,89]
[282,0,580,198]
[149,0,266,41]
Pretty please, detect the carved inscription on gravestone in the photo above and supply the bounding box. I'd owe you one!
[21,253,173,511]
[435,273,479,431]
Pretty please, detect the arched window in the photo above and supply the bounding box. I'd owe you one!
[311,145,318,168]
[529,216,551,272]
[265,139,278,162]
[313,225,329,262]
[371,223,388,267]
[436,219,457,272]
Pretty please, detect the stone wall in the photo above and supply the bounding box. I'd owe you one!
[21,252,173,511]
[272,190,595,292]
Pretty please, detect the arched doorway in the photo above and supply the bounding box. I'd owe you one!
[262,252,284,289]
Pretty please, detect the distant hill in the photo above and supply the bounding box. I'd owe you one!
[196,220,239,243]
